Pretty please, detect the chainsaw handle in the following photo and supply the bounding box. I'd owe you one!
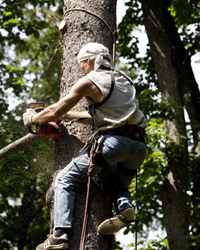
[28,127,37,135]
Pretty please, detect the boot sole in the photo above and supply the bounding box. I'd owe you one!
[36,243,69,250]
[98,208,134,235]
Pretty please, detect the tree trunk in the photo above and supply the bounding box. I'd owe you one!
[47,0,116,249]
[141,0,190,249]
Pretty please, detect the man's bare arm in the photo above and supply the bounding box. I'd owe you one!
[63,110,92,125]
[31,77,101,125]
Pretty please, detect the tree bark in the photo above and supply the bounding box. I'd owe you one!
[47,1,116,249]
[141,0,190,249]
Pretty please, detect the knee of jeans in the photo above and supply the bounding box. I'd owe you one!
[54,172,62,189]
[55,169,64,181]
[54,173,75,192]
[55,169,70,188]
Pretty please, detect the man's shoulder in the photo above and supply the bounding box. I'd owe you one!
[86,69,111,82]
[76,76,94,89]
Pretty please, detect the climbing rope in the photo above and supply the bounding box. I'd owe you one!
[135,169,139,250]
[78,148,96,250]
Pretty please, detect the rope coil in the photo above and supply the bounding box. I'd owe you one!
[64,8,114,36]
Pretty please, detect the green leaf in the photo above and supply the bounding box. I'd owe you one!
[3,11,13,17]
[3,18,20,27]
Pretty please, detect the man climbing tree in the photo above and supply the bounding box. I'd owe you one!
[23,43,147,250]
[50,2,117,249]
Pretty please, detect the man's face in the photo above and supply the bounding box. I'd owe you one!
[79,59,94,75]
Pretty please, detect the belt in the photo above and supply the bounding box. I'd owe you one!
[99,124,147,143]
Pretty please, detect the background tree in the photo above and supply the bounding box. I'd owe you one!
[117,0,200,249]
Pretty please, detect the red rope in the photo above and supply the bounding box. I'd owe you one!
[79,149,96,250]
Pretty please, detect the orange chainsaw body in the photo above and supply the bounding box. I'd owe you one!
[28,102,63,139]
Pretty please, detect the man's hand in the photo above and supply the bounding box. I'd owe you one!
[23,109,36,127]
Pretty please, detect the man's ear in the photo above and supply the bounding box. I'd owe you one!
[88,59,94,67]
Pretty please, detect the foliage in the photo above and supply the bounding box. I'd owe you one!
[0,0,63,105]
[169,0,200,53]
[138,234,169,250]
[0,0,63,249]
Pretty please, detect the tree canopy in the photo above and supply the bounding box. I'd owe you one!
[0,0,200,249]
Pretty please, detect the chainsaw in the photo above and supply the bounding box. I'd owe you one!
[28,102,63,140]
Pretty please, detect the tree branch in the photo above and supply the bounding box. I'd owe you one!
[0,134,39,160]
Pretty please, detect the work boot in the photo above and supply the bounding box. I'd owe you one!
[97,208,134,235]
[36,234,69,250]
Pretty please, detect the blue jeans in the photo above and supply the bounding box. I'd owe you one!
[54,135,146,229]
